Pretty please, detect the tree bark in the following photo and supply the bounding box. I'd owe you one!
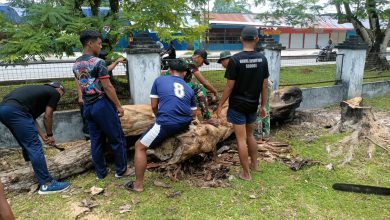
[337,2,390,70]
[109,0,119,14]
[74,0,85,15]
[89,0,102,17]
[1,141,92,193]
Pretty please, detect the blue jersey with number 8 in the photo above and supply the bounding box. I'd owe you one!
[150,75,197,125]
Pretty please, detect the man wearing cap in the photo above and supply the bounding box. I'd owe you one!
[73,30,132,180]
[216,26,269,181]
[217,51,232,69]
[0,82,70,194]
[184,49,219,120]
[125,59,197,192]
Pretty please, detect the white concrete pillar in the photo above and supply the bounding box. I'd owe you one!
[335,36,368,99]
[264,48,282,90]
[126,48,161,104]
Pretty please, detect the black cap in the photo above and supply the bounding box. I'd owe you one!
[193,49,210,65]
[45,81,65,93]
[241,26,258,41]
[169,59,189,72]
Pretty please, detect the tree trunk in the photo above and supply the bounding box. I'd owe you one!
[1,141,92,193]
[74,0,85,15]
[89,0,102,16]
[269,87,303,122]
[365,38,390,70]
[1,88,303,192]
[109,0,119,14]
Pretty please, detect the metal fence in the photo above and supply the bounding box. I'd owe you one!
[0,61,129,110]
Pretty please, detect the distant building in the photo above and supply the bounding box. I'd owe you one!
[205,13,359,50]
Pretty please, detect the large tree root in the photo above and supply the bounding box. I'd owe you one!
[328,97,390,165]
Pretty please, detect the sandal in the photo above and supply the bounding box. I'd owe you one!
[124,181,142,193]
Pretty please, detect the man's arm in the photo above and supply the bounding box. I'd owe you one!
[0,183,15,220]
[259,79,268,119]
[74,78,83,105]
[216,80,235,118]
[218,80,235,108]
[43,106,56,146]
[193,71,218,96]
[107,57,126,72]
[34,121,48,143]
[150,98,159,116]
[100,78,124,117]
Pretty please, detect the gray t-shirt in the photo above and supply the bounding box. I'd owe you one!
[73,54,109,104]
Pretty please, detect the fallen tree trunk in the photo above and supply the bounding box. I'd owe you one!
[1,88,303,192]
[147,105,233,164]
[1,141,92,192]
[0,105,232,192]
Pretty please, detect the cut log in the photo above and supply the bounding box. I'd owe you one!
[0,105,232,192]
[120,105,156,136]
[270,87,303,122]
[1,141,92,192]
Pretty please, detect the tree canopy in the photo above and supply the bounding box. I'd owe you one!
[255,0,390,69]
[212,0,251,13]
[0,0,208,63]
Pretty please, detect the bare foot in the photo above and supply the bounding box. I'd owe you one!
[236,172,251,181]
[250,163,260,172]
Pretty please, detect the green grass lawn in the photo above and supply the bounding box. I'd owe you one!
[8,94,390,219]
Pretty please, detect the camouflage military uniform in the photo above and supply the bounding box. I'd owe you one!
[184,59,211,120]
[254,80,272,140]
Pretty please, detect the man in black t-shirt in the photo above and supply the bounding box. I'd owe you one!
[216,26,269,181]
[0,82,70,194]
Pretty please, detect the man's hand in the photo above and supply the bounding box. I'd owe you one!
[259,106,267,119]
[45,136,56,146]
[41,134,49,143]
[116,57,126,63]
[216,106,223,119]
[117,106,125,117]
[78,97,84,106]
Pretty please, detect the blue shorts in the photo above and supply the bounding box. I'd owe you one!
[227,108,257,125]
[140,122,190,148]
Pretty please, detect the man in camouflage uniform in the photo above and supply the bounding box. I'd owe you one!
[183,49,219,120]
[253,80,272,143]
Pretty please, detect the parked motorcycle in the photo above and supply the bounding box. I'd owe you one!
[160,50,176,70]
[316,46,337,62]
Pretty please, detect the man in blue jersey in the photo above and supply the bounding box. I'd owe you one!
[125,59,197,192]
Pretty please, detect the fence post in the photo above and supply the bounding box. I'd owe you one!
[335,36,368,99]
[261,37,285,90]
[125,41,161,104]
